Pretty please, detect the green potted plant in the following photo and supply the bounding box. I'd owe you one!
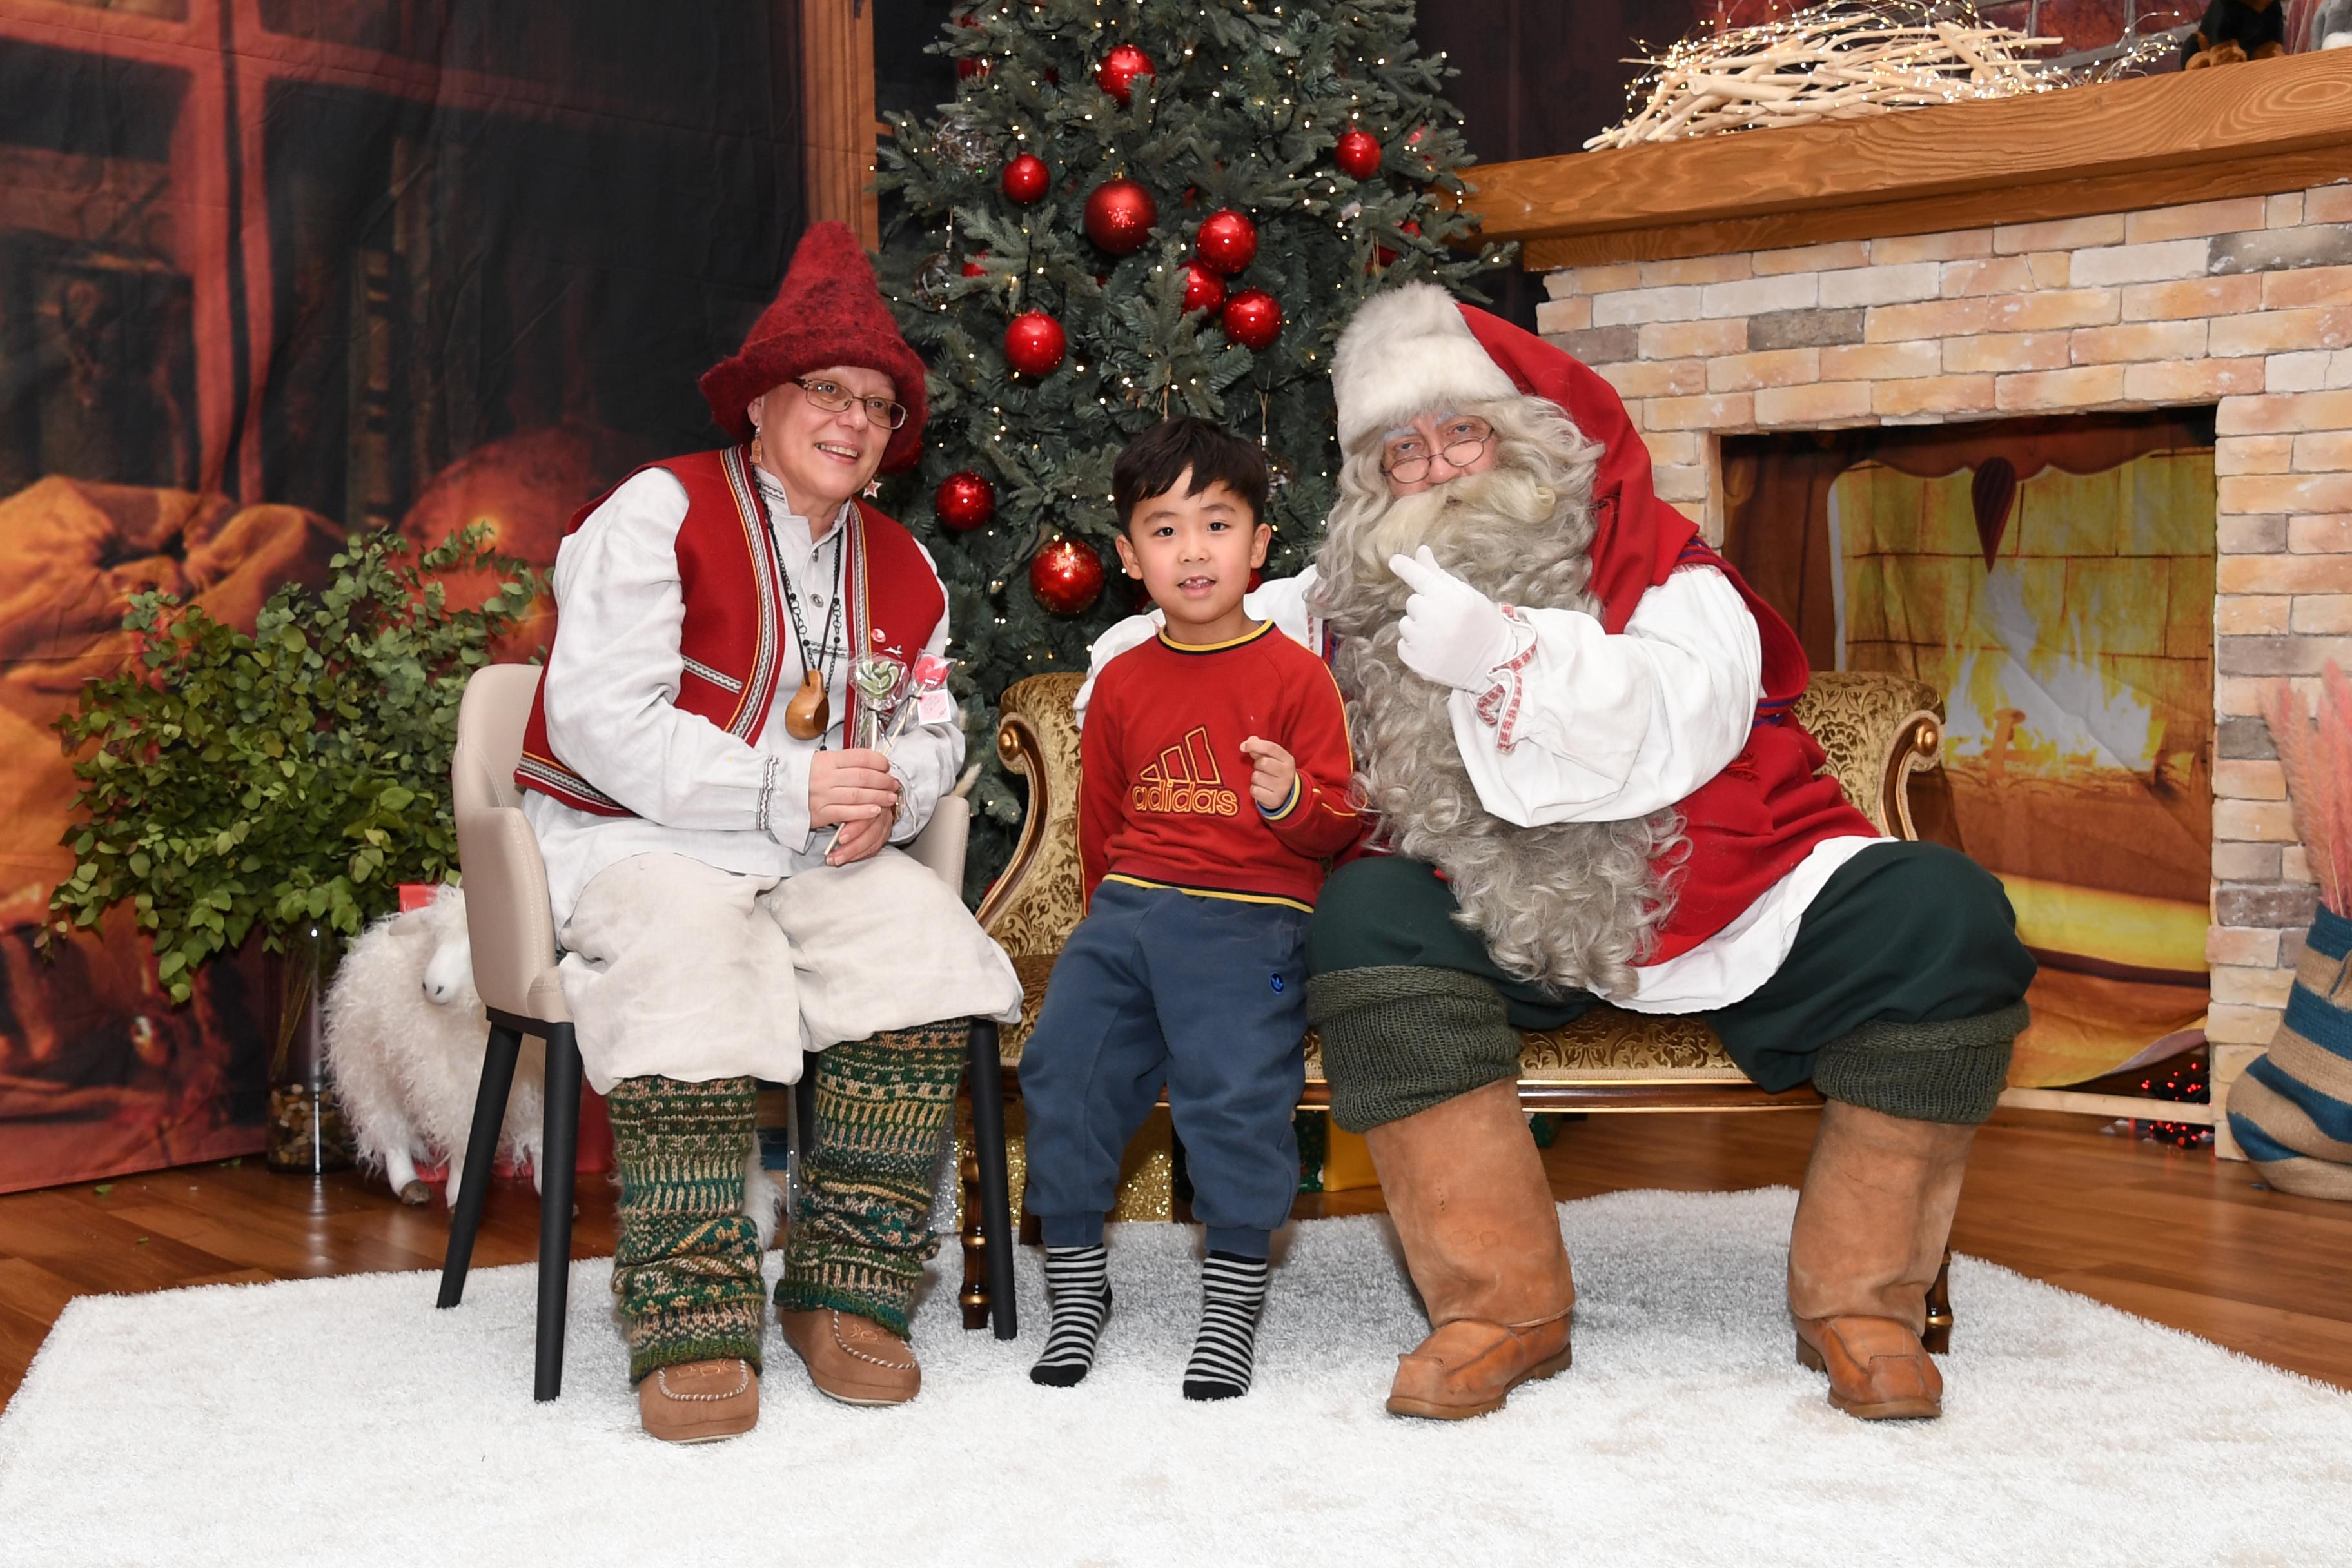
[45,525,540,1172]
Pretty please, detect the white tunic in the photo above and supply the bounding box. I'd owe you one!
[1077,565,1879,1012]
[522,466,964,926]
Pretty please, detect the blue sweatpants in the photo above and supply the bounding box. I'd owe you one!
[1019,879,1309,1259]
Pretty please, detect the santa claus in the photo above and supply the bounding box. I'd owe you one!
[1082,283,2034,1423]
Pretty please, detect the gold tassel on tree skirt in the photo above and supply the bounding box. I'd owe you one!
[1587,3,2175,151]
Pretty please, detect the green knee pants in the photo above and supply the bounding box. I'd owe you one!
[1304,840,2035,1132]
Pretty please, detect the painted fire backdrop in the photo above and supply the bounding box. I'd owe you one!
[0,0,805,1193]
[1725,411,2218,1090]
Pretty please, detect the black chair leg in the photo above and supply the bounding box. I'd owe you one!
[437,1021,523,1309]
[534,1024,583,1402]
[966,1019,1017,1340]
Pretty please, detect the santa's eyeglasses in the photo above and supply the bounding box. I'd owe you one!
[792,376,908,430]
[1380,416,1493,484]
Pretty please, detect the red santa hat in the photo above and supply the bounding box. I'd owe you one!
[698,222,929,472]
[1329,280,1699,634]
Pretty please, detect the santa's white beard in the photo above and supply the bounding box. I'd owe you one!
[1315,463,1681,996]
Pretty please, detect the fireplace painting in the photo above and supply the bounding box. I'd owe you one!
[1724,412,2218,1089]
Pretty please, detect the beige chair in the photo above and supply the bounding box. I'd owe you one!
[435,663,1017,1403]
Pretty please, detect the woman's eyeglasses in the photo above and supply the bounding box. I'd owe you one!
[794,377,908,430]
[1381,417,1493,484]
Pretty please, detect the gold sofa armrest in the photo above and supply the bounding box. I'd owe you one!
[975,672,1088,958]
[1792,671,1945,841]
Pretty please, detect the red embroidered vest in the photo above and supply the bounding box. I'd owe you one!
[516,446,947,817]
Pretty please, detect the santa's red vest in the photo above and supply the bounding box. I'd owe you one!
[1444,306,1878,968]
[1627,534,1879,965]
[516,445,946,816]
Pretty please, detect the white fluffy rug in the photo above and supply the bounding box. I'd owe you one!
[5,1187,2349,1567]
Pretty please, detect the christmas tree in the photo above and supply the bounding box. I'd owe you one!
[872,0,1509,885]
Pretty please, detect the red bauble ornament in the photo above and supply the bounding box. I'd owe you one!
[1030,537,1105,615]
[1001,154,1048,204]
[1083,178,1157,255]
[935,471,996,532]
[1373,220,1420,271]
[1195,208,1258,275]
[1097,44,1155,104]
[1334,128,1382,179]
[1180,260,1226,315]
[962,250,990,278]
[1004,310,1067,376]
[1222,289,1282,351]
[954,13,989,77]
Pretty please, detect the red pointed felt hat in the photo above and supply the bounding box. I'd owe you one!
[698,222,929,471]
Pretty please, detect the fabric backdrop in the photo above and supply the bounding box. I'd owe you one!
[0,0,805,1192]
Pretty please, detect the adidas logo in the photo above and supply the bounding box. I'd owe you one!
[1131,727,1241,818]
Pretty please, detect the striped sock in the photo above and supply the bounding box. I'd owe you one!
[1182,1251,1268,1402]
[1030,1244,1112,1387]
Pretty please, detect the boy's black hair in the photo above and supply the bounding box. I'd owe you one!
[1112,416,1269,533]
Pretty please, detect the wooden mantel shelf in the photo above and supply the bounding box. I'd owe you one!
[1465,50,2352,270]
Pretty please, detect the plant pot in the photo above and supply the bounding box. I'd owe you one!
[2224,902,2352,1201]
[266,921,355,1173]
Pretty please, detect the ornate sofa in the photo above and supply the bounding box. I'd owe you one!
[955,667,1946,1327]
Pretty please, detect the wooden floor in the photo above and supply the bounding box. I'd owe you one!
[5,1107,2349,1411]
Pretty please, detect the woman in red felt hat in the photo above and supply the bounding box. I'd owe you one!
[515,222,1020,1441]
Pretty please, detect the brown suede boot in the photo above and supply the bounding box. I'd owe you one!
[1788,1099,1976,1421]
[636,1358,760,1444]
[1364,1079,1576,1420]
[778,1308,921,1406]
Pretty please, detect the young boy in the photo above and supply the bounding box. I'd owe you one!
[1021,417,1362,1400]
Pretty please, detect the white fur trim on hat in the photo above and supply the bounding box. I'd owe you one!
[1329,282,1517,450]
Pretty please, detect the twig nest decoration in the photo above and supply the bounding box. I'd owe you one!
[1587,2,2173,151]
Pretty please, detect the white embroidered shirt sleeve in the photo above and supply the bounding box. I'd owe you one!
[540,467,810,839]
[1450,565,1763,825]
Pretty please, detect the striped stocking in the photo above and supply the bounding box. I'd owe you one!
[1182,1250,1268,1401]
[1030,1244,1113,1387]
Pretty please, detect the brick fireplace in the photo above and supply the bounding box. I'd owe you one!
[1467,53,2352,1150]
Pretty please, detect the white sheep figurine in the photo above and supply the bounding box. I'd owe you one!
[324,883,783,1246]
[324,885,545,1207]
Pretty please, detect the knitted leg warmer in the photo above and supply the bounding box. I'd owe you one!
[1305,965,1522,1134]
[606,1074,765,1384]
[776,1023,966,1337]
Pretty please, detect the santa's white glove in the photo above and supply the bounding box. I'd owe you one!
[1389,547,1520,691]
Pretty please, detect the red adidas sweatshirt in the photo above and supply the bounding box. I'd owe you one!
[1080,621,1362,912]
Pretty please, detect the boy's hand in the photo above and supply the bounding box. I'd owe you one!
[1240,736,1297,812]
